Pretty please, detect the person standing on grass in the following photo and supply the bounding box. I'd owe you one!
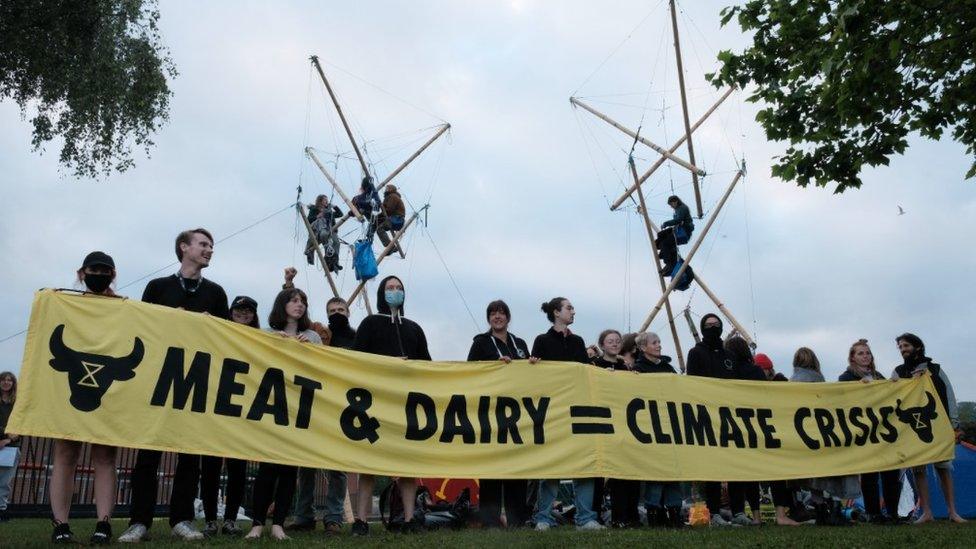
[892,333,966,524]
[246,289,322,541]
[467,300,531,528]
[839,339,902,523]
[0,371,20,525]
[118,229,229,543]
[48,252,123,544]
[352,275,432,536]
[529,297,604,532]
[724,336,764,525]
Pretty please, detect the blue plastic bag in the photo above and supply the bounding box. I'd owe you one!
[353,239,378,281]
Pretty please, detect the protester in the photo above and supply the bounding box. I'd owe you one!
[749,353,800,524]
[754,353,787,381]
[723,337,764,525]
[588,330,625,370]
[892,333,966,524]
[49,252,121,544]
[838,339,902,523]
[198,296,258,538]
[467,300,530,528]
[792,347,861,524]
[305,194,343,271]
[376,185,406,252]
[686,314,750,526]
[630,332,683,528]
[619,333,638,370]
[530,297,604,531]
[119,229,229,543]
[283,268,332,344]
[291,296,354,535]
[352,177,381,223]
[0,371,19,525]
[661,195,694,244]
[352,275,432,535]
[245,289,322,540]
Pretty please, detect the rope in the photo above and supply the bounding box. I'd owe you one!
[421,224,479,331]
[318,57,447,124]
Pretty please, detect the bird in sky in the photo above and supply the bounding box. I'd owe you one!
[897,205,906,216]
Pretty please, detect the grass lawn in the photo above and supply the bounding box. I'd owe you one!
[1,518,973,547]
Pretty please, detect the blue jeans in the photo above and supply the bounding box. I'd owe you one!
[643,481,683,509]
[293,468,348,524]
[533,479,596,526]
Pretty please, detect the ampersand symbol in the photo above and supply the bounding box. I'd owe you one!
[340,388,380,444]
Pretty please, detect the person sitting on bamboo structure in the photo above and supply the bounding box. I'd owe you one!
[376,185,406,255]
[305,194,343,271]
[661,195,694,244]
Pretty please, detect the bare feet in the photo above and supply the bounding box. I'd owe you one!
[913,513,934,525]
[245,525,263,539]
[949,513,967,524]
[270,525,290,540]
[776,516,801,526]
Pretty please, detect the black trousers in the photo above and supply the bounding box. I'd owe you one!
[861,470,902,517]
[478,479,528,527]
[656,228,679,273]
[705,481,746,516]
[200,456,247,522]
[740,482,761,514]
[608,479,641,525]
[769,481,795,508]
[251,463,298,527]
[128,450,201,528]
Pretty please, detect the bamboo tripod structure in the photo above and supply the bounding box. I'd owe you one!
[571,0,755,356]
[301,56,450,312]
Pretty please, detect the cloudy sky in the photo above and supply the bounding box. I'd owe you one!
[1,1,974,400]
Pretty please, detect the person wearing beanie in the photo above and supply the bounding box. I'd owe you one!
[892,333,965,524]
[754,353,787,381]
[351,275,431,535]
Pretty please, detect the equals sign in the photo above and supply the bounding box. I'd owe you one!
[570,406,614,434]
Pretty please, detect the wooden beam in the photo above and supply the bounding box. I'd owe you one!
[570,97,704,176]
[305,148,365,221]
[640,169,743,331]
[610,87,734,211]
[310,55,370,176]
[297,202,340,297]
[669,0,703,218]
[683,307,701,344]
[346,206,426,304]
[689,274,755,348]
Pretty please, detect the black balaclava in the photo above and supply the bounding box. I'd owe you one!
[896,333,926,364]
[375,275,404,316]
[700,313,723,350]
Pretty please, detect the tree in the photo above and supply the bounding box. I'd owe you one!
[0,0,176,178]
[709,1,976,192]
[960,401,975,424]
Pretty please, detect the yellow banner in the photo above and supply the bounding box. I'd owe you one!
[9,290,955,481]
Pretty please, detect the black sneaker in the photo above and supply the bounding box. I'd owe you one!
[403,517,425,534]
[90,520,112,545]
[286,519,316,532]
[51,521,76,544]
[351,520,369,536]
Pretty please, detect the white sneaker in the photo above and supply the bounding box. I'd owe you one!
[534,522,551,531]
[118,523,149,543]
[171,520,205,541]
[576,520,606,531]
[731,512,753,526]
[710,514,731,527]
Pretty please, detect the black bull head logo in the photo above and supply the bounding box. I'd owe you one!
[895,392,939,443]
[49,324,144,412]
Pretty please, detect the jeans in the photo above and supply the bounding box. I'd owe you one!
[293,468,348,524]
[643,481,683,509]
[533,479,596,526]
[0,450,18,511]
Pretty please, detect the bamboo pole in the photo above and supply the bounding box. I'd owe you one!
[346,207,425,304]
[689,274,755,348]
[361,287,373,315]
[669,0,703,219]
[331,124,450,233]
[570,97,704,176]
[305,148,365,221]
[610,87,734,211]
[310,55,370,176]
[629,159,685,372]
[683,307,701,344]
[297,203,340,297]
[640,169,744,331]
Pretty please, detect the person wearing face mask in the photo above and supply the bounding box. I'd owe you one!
[351,275,431,535]
[467,300,530,528]
[836,340,902,523]
[290,295,355,535]
[892,333,965,524]
[119,229,229,543]
[49,252,121,544]
[529,297,604,532]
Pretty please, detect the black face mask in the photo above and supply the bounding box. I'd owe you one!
[328,313,350,331]
[84,273,113,294]
[702,326,723,343]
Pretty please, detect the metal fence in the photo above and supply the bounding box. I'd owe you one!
[5,436,329,519]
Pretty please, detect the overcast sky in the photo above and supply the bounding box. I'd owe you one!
[1,1,973,400]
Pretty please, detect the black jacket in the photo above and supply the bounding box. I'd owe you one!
[329,322,357,350]
[838,367,885,382]
[353,276,431,360]
[686,340,734,379]
[633,354,676,374]
[467,331,529,361]
[591,356,625,370]
[142,274,229,318]
[731,358,766,381]
[531,328,588,364]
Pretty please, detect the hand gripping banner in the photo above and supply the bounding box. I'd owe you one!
[8,290,955,481]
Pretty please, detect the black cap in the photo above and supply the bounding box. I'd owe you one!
[82,251,115,269]
[231,295,258,311]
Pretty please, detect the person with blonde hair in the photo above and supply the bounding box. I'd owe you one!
[0,371,19,524]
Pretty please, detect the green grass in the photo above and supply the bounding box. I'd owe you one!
[0,518,973,547]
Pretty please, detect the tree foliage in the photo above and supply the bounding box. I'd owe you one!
[709,0,976,192]
[0,0,176,178]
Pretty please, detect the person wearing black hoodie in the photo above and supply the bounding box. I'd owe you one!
[351,275,431,535]
[892,333,965,524]
[686,314,749,526]
[724,337,765,526]
[467,300,531,528]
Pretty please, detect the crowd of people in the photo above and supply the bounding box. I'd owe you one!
[0,225,967,542]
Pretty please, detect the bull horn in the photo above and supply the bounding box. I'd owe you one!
[895,399,903,413]
[121,337,145,370]
[924,392,937,415]
[48,324,73,370]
